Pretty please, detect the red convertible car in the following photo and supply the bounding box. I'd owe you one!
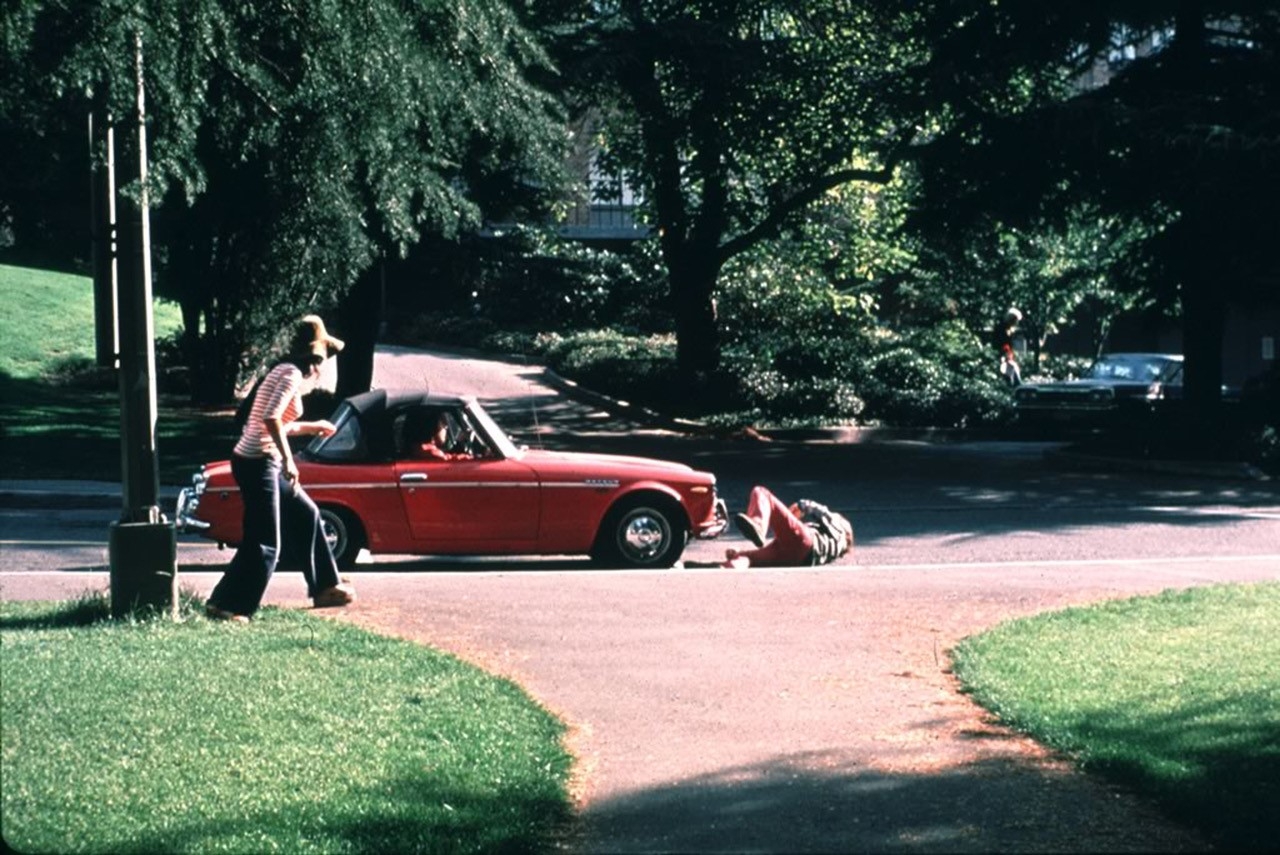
[175,390,727,569]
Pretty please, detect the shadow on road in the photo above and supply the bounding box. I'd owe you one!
[576,750,1211,853]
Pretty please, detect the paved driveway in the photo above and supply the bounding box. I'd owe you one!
[328,557,1273,853]
[367,346,1277,851]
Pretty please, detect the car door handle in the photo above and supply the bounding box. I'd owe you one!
[400,473,428,483]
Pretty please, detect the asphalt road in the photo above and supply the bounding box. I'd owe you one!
[3,344,1279,852]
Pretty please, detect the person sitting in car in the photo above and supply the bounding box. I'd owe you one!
[410,410,475,462]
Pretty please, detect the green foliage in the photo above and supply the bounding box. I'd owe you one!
[2,0,567,402]
[466,228,671,333]
[1,598,573,854]
[545,1,930,372]
[712,237,1012,427]
[852,324,1013,428]
[952,582,1280,851]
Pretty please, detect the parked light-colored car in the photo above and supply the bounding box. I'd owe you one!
[176,390,727,569]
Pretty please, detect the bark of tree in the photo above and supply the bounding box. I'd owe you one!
[668,257,721,376]
[335,264,384,399]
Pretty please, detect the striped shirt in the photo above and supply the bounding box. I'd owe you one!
[233,362,305,460]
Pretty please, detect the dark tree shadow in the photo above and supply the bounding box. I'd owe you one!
[575,749,1226,853]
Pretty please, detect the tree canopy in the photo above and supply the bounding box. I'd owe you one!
[5,0,1275,417]
[542,0,1276,403]
[544,1,925,376]
[910,0,1280,405]
[2,0,566,401]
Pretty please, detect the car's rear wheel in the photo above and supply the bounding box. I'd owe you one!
[318,506,366,572]
[593,497,687,568]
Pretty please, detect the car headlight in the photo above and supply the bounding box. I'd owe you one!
[1014,388,1037,401]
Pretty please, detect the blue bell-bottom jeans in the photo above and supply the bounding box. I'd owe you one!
[208,454,341,616]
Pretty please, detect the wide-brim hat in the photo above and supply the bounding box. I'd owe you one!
[294,314,344,358]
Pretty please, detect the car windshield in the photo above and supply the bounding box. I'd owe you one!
[1088,356,1180,383]
[466,401,521,459]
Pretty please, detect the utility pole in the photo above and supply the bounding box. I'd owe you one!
[90,110,118,369]
[105,30,177,619]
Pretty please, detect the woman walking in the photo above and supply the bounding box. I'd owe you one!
[205,316,356,622]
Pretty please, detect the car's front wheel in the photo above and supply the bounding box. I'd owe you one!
[593,498,687,568]
[318,506,366,572]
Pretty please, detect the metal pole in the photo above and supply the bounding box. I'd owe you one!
[108,30,176,619]
[90,109,119,368]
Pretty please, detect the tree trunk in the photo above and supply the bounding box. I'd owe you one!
[668,254,721,377]
[1181,277,1225,413]
[335,263,384,398]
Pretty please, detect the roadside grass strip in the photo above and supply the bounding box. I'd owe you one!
[1,596,572,854]
[951,581,1280,852]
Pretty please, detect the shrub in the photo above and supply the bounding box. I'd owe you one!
[435,230,671,335]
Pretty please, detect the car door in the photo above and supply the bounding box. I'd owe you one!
[392,406,541,546]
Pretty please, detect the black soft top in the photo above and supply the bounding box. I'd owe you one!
[344,389,472,416]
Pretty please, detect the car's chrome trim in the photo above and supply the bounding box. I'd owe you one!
[402,482,541,489]
[196,479,639,493]
[173,487,211,533]
[197,483,407,495]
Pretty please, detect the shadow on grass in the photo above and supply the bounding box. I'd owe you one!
[0,590,112,629]
[88,777,571,855]
[1065,693,1280,853]
[0,372,232,484]
[0,587,208,630]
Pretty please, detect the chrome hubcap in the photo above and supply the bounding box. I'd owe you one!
[320,512,345,557]
[622,512,668,561]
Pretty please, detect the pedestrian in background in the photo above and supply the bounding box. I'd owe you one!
[994,308,1023,386]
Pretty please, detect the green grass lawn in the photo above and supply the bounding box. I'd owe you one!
[0,264,229,483]
[951,581,1280,852]
[0,263,183,380]
[1,596,573,854]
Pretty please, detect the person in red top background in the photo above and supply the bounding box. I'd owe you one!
[994,307,1023,386]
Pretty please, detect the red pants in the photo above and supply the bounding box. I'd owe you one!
[738,486,814,567]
